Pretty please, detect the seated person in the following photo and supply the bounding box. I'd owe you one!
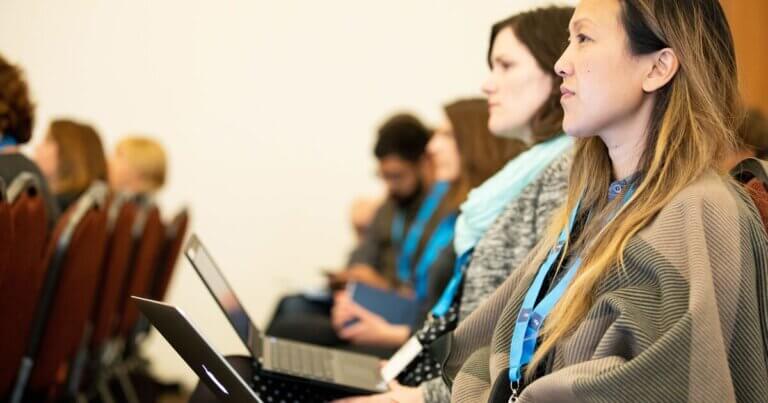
[34,119,108,212]
[439,0,768,402]
[723,108,768,170]
[108,135,167,195]
[335,6,575,402]
[330,98,526,349]
[266,113,433,355]
[349,195,383,245]
[0,53,59,226]
[193,101,526,402]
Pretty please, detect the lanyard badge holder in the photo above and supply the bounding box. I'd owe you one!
[507,186,635,402]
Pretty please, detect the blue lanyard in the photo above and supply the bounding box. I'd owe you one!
[508,185,636,397]
[430,247,473,317]
[395,181,451,284]
[0,135,17,150]
[410,213,457,301]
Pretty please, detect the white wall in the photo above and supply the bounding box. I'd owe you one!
[0,0,574,389]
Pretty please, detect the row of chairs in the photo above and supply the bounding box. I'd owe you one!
[0,172,189,403]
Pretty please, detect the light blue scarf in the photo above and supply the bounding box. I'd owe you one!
[453,134,572,256]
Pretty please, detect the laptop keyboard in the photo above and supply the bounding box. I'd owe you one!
[268,339,335,381]
[251,363,344,403]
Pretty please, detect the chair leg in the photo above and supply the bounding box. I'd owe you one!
[97,378,117,403]
[115,365,140,403]
[9,356,34,403]
[67,325,93,397]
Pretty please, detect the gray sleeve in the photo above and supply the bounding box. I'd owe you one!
[347,203,389,268]
[421,378,451,403]
[531,153,572,241]
[457,151,572,321]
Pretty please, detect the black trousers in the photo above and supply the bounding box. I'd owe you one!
[266,294,396,358]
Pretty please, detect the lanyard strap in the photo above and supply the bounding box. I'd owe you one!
[430,247,473,317]
[410,213,457,301]
[0,135,18,150]
[508,185,636,390]
[396,181,451,283]
[507,198,582,386]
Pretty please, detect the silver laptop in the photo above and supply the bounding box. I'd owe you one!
[133,297,263,403]
[184,234,387,394]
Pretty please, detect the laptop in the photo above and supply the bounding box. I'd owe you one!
[133,297,263,403]
[184,234,388,395]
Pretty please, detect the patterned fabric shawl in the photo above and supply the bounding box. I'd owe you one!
[443,172,768,403]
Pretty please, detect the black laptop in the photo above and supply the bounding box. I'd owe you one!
[134,297,264,403]
[183,234,387,395]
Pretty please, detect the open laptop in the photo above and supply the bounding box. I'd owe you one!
[133,297,263,403]
[184,234,387,395]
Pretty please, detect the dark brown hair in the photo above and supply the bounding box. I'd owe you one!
[47,119,107,194]
[374,113,431,162]
[415,98,526,268]
[488,6,574,143]
[738,108,768,159]
[0,54,34,144]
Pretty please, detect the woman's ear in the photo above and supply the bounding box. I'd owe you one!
[642,48,679,93]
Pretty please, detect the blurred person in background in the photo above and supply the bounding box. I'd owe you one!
[335,6,575,403]
[723,108,768,170]
[350,195,384,245]
[330,98,527,350]
[34,119,108,212]
[266,113,434,354]
[0,53,59,226]
[108,135,167,195]
[192,99,525,401]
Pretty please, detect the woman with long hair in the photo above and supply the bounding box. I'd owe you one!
[442,0,768,401]
[330,98,526,349]
[335,6,575,403]
[189,100,524,402]
[34,119,108,212]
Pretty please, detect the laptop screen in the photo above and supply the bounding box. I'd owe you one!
[186,236,260,355]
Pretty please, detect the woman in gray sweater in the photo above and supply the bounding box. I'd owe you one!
[335,6,574,403]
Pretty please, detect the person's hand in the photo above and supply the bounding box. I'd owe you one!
[336,302,410,348]
[326,270,351,291]
[346,265,391,289]
[331,290,356,331]
[331,381,424,403]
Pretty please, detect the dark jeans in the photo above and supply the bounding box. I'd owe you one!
[266,294,395,358]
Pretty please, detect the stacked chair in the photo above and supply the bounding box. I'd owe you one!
[0,172,189,403]
[0,174,50,400]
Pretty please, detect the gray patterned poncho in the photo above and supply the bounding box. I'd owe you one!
[443,172,768,402]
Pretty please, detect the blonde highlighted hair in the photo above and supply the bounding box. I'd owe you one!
[527,0,741,375]
[115,136,167,193]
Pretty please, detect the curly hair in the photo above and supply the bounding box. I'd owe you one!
[0,54,35,144]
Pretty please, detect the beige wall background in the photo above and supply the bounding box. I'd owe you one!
[0,0,574,389]
[721,0,768,115]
